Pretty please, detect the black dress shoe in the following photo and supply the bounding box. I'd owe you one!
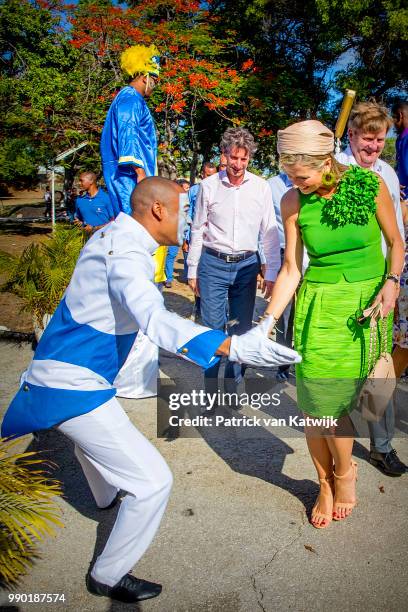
[86,571,162,602]
[369,449,407,476]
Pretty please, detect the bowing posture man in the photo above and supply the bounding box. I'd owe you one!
[2,177,300,604]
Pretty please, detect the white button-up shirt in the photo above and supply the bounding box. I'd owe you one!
[336,146,404,256]
[187,169,280,281]
[267,172,311,273]
[267,173,293,249]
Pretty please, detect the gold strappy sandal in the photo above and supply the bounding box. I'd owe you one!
[310,475,334,529]
[333,461,358,521]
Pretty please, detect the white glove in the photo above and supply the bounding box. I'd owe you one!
[229,322,302,367]
[257,314,277,338]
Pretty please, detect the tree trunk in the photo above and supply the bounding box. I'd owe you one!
[158,117,178,179]
[157,157,178,180]
[189,149,199,186]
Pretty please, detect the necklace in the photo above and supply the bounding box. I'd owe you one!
[320,165,379,228]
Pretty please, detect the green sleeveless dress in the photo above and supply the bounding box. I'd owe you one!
[294,168,392,418]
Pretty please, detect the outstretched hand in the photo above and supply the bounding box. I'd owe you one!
[229,322,301,367]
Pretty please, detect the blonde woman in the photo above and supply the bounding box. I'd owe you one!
[264,120,404,528]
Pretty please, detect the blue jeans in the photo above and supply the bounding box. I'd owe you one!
[368,400,395,453]
[198,249,260,394]
[165,246,179,282]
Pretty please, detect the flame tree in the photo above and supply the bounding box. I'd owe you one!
[0,0,406,187]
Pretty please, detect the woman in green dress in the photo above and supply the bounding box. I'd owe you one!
[264,120,404,529]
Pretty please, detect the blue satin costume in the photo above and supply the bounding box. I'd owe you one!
[101,86,157,215]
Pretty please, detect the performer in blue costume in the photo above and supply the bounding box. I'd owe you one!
[101,44,165,398]
[2,178,300,605]
[101,44,160,215]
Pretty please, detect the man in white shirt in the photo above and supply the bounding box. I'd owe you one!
[336,100,406,476]
[336,101,404,248]
[188,127,280,399]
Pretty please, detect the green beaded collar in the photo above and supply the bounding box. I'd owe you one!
[318,165,380,229]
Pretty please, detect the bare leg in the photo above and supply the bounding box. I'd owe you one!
[325,428,356,521]
[304,420,335,528]
[393,345,408,379]
[305,429,334,478]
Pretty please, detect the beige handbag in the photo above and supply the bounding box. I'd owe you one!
[358,303,396,422]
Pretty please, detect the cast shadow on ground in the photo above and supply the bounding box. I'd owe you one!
[24,430,142,612]
[157,357,320,516]
[157,354,407,515]
[199,420,320,515]
[0,222,51,236]
[163,290,193,319]
[174,270,187,284]
[252,374,379,463]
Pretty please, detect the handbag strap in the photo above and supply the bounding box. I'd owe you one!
[365,303,388,374]
[367,318,377,375]
[380,316,388,356]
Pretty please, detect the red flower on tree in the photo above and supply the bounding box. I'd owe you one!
[242,59,254,71]
[258,128,273,137]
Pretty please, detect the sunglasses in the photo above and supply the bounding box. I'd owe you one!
[148,75,159,88]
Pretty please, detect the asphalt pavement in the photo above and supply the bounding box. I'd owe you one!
[0,340,407,612]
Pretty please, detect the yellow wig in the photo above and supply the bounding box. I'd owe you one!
[120,45,160,78]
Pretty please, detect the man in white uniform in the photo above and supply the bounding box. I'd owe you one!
[2,177,300,603]
[336,100,406,476]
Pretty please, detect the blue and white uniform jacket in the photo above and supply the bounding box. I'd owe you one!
[101,86,157,216]
[2,214,226,439]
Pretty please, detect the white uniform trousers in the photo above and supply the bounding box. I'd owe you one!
[58,398,173,586]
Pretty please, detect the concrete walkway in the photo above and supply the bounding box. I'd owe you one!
[0,340,407,612]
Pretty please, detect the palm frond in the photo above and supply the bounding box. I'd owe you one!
[0,438,63,587]
[0,250,18,274]
[0,225,85,329]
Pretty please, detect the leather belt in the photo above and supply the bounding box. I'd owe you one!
[204,247,256,263]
